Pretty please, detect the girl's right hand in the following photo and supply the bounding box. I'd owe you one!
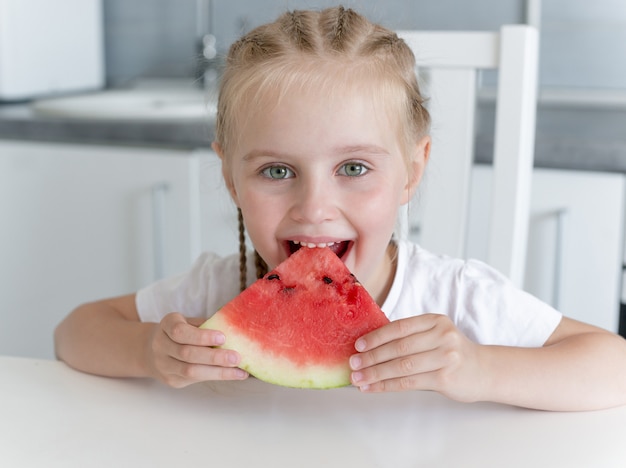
[146,312,249,388]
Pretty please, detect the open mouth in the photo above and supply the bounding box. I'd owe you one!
[286,240,351,259]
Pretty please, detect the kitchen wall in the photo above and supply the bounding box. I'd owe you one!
[103,0,522,85]
[103,0,198,86]
[103,0,626,92]
[541,0,626,89]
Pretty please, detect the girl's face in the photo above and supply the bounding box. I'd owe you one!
[217,85,429,303]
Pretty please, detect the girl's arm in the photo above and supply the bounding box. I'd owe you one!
[55,294,156,377]
[54,295,248,387]
[349,315,626,411]
[482,317,626,410]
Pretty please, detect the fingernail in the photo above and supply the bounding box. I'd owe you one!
[235,369,248,379]
[355,338,366,352]
[227,353,239,365]
[350,355,362,370]
[214,333,225,345]
[352,371,363,383]
[359,384,370,392]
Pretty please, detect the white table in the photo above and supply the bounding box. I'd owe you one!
[2,356,626,468]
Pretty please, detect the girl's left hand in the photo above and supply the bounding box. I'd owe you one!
[349,314,487,402]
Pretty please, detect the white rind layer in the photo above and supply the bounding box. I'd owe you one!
[201,313,351,389]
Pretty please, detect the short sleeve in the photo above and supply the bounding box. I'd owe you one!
[451,259,563,347]
[384,241,563,347]
[135,251,246,323]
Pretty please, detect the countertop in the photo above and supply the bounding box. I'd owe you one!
[2,90,626,172]
[3,355,626,468]
[475,100,626,173]
[0,102,214,150]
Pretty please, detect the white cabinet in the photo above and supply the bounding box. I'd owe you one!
[0,141,237,359]
[193,148,241,256]
[464,166,625,332]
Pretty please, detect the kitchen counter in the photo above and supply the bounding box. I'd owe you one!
[475,100,626,173]
[0,99,214,150]
[3,355,626,468]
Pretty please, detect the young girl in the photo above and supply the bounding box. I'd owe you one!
[55,6,626,411]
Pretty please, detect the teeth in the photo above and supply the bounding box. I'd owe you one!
[292,240,337,249]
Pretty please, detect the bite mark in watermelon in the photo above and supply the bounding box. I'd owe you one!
[199,247,390,389]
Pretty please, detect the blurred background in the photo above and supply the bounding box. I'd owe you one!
[103,0,626,91]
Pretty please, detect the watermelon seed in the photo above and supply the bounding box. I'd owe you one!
[323,276,333,284]
[267,274,280,280]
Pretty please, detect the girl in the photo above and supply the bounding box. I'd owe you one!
[55,6,626,411]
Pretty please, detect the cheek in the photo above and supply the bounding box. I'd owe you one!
[352,184,403,229]
[236,192,283,242]
[373,169,409,207]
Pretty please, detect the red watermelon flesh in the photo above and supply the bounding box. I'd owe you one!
[199,246,390,388]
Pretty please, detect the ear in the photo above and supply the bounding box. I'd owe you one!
[401,135,431,204]
[212,141,240,207]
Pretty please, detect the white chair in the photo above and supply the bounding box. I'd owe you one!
[397,25,539,287]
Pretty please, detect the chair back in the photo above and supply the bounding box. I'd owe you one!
[397,26,539,287]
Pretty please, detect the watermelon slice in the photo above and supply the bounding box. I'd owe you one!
[199,246,389,389]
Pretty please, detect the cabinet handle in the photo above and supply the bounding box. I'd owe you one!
[151,182,169,280]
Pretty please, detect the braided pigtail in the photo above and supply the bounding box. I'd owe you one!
[237,207,269,292]
[255,251,269,280]
[237,208,247,292]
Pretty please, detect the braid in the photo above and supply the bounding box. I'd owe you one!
[255,251,269,280]
[284,10,314,51]
[237,208,247,292]
[237,207,269,292]
[331,6,347,50]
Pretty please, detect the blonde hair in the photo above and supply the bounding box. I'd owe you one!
[215,6,430,291]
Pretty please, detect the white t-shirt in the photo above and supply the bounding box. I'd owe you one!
[136,240,562,347]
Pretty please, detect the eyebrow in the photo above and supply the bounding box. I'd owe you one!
[336,144,391,156]
[242,144,391,162]
[241,149,288,162]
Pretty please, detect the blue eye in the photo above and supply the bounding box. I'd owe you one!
[339,162,368,177]
[262,165,294,179]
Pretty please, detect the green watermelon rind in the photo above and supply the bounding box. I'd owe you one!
[201,312,351,389]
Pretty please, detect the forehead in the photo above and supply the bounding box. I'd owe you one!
[239,83,398,155]
[231,61,406,149]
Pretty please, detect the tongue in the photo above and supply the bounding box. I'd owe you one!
[328,241,349,258]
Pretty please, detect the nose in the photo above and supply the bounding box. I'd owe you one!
[289,175,339,224]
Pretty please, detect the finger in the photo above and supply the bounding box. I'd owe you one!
[161,359,249,388]
[354,315,440,352]
[355,371,441,393]
[170,342,243,368]
[350,332,439,372]
[351,348,445,386]
[350,317,450,371]
[163,313,225,347]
